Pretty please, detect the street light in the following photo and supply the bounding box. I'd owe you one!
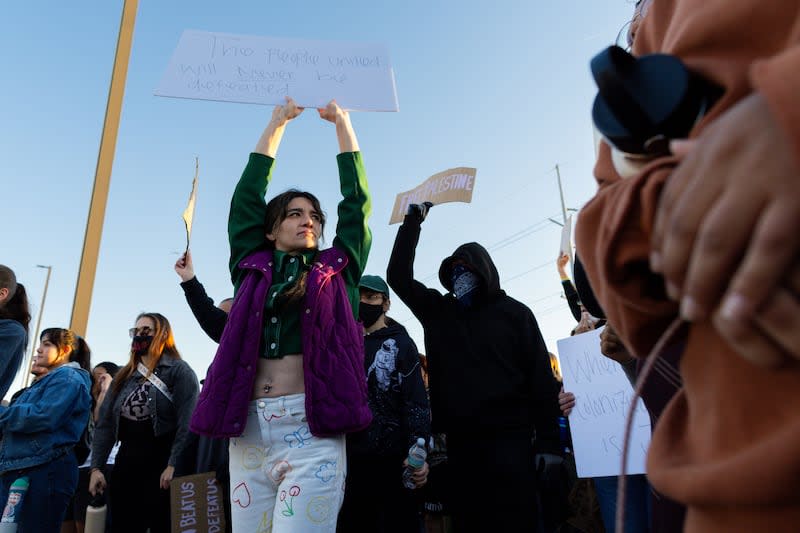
[24,265,52,388]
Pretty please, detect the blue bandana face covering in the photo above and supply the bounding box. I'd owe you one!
[452,264,480,307]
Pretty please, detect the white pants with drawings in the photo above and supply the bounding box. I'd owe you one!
[228,394,346,532]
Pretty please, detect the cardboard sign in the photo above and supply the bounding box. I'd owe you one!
[182,157,199,254]
[389,167,477,224]
[556,327,651,478]
[170,472,226,533]
[155,30,399,111]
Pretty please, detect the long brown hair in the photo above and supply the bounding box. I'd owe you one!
[265,190,326,308]
[112,312,181,396]
[264,190,327,248]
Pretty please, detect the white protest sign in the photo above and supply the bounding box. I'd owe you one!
[155,30,399,111]
[557,327,651,478]
[389,167,477,224]
[559,214,573,260]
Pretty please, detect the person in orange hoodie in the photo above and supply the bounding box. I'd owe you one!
[576,1,800,531]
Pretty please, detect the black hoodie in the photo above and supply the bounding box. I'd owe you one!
[347,320,431,457]
[387,214,561,453]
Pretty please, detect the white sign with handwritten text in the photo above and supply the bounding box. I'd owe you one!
[557,327,651,478]
[155,30,399,111]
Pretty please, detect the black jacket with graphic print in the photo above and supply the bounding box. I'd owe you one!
[387,212,562,454]
[347,320,431,458]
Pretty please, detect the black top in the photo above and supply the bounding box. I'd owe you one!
[562,279,582,322]
[347,320,431,457]
[179,277,228,343]
[387,213,562,453]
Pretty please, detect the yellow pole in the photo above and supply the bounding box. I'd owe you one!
[70,0,139,336]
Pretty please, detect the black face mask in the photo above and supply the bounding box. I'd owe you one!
[131,335,154,356]
[359,302,384,329]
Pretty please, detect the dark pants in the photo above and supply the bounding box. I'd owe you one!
[179,432,232,533]
[593,475,652,533]
[195,435,232,533]
[447,433,538,533]
[63,465,91,523]
[337,451,422,533]
[0,452,78,532]
[111,418,173,532]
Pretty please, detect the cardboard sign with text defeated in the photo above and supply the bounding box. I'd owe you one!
[389,167,477,224]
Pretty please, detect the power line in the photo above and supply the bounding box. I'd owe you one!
[536,301,577,318]
[415,211,562,284]
[396,254,562,325]
[521,291,563,307]
[395,274,563,326]
[501,260,552,284]
[490,162,577,205]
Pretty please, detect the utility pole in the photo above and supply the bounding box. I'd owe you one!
[70,0,139,336]
[547,164,577,263]
[548,164,574,227]
[24,265,52,387]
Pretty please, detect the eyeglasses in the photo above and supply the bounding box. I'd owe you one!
[616,0,652,51]
[129,326,153,338]
[616,20,634,51]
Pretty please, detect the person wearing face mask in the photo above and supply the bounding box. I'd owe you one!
[88,312,198,533]
[387,202,563,532]
[337,275,431,533]
[0,327,91,531]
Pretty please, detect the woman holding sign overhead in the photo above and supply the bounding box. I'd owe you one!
[190,97,372,531]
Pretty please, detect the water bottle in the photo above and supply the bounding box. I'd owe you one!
[558,416,572,454]
[0,476,29,530]
[402,437,427,489]
[84,494,107,533]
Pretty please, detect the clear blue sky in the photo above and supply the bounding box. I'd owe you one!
[2,1,636,400]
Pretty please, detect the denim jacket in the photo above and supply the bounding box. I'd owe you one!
[91,354,198,469]
[0,362,91,474]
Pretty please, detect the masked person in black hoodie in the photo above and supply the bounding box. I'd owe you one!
[337,275,431,533]
[387,202,562,532]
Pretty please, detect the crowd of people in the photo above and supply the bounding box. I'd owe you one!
[2,0,800,531]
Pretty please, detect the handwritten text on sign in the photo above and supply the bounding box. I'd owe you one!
[556,327,651,478]
[170,472,226,533]
[389,167,477,224]
[155,30,399,111]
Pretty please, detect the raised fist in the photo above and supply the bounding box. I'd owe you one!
[407,201,434,222]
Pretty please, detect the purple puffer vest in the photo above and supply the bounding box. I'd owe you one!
[190,247,372,438]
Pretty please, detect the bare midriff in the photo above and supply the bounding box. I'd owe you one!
[252,354,305,399]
